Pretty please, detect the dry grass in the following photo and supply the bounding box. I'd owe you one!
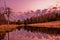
[0,25,16,32]
[0,24,25,32]
[0,21,60,33]
[27,21,60,28]
[0,21,60,32]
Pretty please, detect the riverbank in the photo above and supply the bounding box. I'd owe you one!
[27,21,60,28]
[0,24,24,40]
[0,21,60,32]
[0,21,60,40]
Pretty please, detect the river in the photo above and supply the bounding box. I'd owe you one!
[3,26,60,40]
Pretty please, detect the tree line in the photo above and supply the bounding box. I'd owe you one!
[24,12,60,24]
[0,7,60,24]
[4,10,60,24]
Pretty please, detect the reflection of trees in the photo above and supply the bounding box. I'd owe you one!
[22,26,60,35]
[0,32,6,40]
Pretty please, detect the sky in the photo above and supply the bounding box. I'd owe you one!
[0,0,60,21]
[0,0,60,12]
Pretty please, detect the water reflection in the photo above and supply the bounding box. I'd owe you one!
[3,26,60,40]
[0,31,5,40]
[16,26,60,35]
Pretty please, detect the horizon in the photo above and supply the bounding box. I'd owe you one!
[0,0,60,21]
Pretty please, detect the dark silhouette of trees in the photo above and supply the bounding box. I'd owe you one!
[16,20,23,25]
[0,7,8,24]
[24,10,60,24]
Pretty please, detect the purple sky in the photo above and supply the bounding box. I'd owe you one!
[0,0,60,12]
[0,0,60,21]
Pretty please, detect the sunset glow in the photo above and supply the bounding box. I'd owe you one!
[0,0,60,12]
[30,0,57,10]
[0,0,60,40]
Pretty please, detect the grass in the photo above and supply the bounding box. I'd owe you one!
[0,24,25,32]
[0,24,21,39]
[0,24,17,32]
[0,21,60,32]
[27,21,60,28]
[0,21,60,39]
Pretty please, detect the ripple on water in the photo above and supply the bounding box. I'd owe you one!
[3,28,60,40]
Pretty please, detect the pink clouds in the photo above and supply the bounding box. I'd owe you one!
[0,0,60,21]
[0,0,60,12]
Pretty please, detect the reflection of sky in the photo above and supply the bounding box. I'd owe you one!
[4,29,60,40]
[0,0,60,12]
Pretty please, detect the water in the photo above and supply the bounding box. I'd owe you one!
[3,27,60,40]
